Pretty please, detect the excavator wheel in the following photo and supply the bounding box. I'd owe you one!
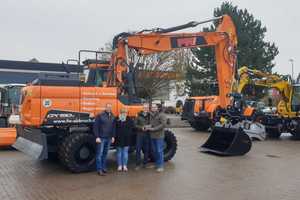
[266,128,281,139]
[190,120,210,131]
[163,130,177,161]
[291,123,300,140]
[58,133,96,173]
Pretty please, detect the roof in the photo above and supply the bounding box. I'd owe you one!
[0,59,83,84]
[0,59,83,73]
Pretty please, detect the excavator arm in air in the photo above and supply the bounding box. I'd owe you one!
[110,15,237,109]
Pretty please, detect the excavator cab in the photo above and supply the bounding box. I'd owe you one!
[0,85,23,147]
[83,59,111,86]
[0,87,8,127]
[291,84,300,113]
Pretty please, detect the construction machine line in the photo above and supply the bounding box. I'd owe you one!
[0,84,24,147]
[236,66,300,139]
[11,15,251,172]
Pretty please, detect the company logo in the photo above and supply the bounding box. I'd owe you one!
[43,99,52,108]
[47,113,75,119]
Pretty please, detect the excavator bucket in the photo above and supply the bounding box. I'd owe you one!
[0,128,17,147]
[200,126,252,156]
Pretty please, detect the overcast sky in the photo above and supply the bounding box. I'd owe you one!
[0,0,298,77]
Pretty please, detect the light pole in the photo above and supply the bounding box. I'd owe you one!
[289,58,294,82]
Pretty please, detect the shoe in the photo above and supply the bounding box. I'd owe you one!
[97,171,106,176]
[156,167,164,173]
[102,169,108,174]
[135,166,141,171]
[117,166,122,172]
[123,166,128,172]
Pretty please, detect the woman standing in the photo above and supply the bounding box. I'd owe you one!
[115,108,134,172]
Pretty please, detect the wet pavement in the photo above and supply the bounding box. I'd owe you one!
[1,128,300,200]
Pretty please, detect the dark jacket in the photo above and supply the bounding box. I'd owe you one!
[135,111,151,135]
[93,111,116,138]
[115,117,134,147]
[149,111,167,139]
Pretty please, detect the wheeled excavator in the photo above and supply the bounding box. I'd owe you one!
[236,66,300,139]
[0,84,24,147]
[9,15,251,172]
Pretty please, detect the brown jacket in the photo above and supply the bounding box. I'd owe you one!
[148,111,167,139]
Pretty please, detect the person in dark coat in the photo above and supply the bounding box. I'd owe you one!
[115,108,134,172]
[135,103,151,170]
[93,103,116,176]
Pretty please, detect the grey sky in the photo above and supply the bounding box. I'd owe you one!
[0,0,298,77]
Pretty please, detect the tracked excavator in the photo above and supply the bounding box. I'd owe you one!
[11,15,251,172]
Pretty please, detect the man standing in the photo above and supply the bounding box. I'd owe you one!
[135,103,151,170]
[148,104,167,172]
[93,103,116,176]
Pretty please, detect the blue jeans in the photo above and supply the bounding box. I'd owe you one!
[96,138,111,172]
[151,138,164,168]
[117,146,129,167]
[136,133,151,166]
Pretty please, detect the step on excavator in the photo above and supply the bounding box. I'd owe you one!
[12,15,251,173]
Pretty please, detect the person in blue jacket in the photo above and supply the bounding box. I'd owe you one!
[93,103,116,176]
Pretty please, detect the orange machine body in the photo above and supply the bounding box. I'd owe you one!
[20,85,142,127]
[112,15,237,108]
[20,15,236,128]
[189,96,220,117]
[0,128,17,147]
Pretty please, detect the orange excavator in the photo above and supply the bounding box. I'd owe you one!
[10,15,251,172]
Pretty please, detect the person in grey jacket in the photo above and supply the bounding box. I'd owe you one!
[147,104,167,172]
[93,103,116,176]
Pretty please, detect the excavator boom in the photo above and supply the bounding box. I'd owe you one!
[111,15,237,109]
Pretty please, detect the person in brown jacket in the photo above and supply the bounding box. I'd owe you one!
[146,104,167,172]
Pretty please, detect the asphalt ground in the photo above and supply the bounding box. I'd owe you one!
[1,128,300,200]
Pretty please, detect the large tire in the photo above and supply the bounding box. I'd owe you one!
[58,133,96,173]
[190,121,210,131]
[291,122,300,140]
[266,128,281,139]
[163,130,177,161]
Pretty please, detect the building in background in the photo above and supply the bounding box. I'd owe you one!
[0,59,83,85]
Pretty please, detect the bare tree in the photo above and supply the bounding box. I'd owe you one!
[99,42,191,103]
[134,49,190,103]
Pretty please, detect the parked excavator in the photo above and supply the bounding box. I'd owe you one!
[0,84,24,147]
[236,66,300,139]
[11,15,252,173]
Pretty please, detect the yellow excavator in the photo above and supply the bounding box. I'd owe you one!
[236,66,300,139]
